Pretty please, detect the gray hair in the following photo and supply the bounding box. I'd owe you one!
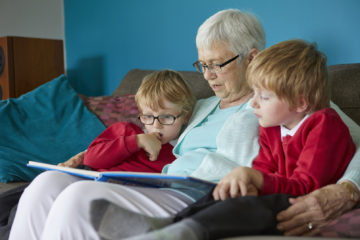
[196,9,266,56]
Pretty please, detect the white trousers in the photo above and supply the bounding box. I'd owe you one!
[9,171,194,240]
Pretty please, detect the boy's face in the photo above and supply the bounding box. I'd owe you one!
[250,87,306,130]
[140,100,186,144]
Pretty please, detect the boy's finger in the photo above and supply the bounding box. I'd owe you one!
[230,180,240,198]
[150,132,161,140]
[219,183,230,200]
[239,181,248,196]
[212,186,220,200]
[148,153,156,161]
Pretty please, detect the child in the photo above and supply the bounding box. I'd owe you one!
[212,39,356,198]
[91,40,356,240]
[81,69,195,173]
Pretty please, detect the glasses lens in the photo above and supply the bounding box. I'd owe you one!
[158,115,175,125]
[209,65,221,73]
[139,115,154,125]
[194,62,220,74]
[193,62,203,73]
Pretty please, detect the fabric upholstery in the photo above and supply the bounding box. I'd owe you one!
[82,95,141,128]
[112,69,214,100]
[0,75,105,182]
[319,207,360,238]
[328,63,360,125]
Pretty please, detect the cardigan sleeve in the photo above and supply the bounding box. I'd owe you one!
[190,108,260,183]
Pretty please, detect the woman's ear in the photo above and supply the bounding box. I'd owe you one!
[246,48,260,64]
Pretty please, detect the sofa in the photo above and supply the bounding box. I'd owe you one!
[0,63,359,239]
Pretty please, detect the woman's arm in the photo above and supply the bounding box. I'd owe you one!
[190,109,260,182]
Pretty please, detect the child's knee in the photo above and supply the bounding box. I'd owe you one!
[21,171,80,203]
[55,181,96,206]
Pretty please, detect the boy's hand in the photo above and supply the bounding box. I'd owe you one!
[213,166,263,200]
[58,151,85,168]
[136,133,162,161]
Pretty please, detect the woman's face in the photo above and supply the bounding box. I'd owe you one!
[197,42,247,106]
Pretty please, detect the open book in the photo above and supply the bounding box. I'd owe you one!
[27,161,216,192]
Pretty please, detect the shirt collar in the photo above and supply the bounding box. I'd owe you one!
[280,114,310,140]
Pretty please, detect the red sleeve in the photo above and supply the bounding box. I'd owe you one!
[260,109,356,196]
[252,126,280,174]
[84,122,143,169]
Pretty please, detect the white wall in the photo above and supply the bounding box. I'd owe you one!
[0,0,64,40]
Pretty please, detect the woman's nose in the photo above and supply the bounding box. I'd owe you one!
[203,69,216,81]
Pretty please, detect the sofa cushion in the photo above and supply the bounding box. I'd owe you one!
[319,207,360,238]
[82,95,142,128]
[0,75,105,182]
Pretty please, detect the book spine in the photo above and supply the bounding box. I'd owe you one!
[96,174,109,182]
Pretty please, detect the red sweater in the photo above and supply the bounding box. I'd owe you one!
[84,122,175,173]
[252,108,355,196]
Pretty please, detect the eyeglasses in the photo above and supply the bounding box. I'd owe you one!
[193,54,240,74]
[138,113,183,125]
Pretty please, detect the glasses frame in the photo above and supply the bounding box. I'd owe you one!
[193,54,240,74]
[138,113,184,125]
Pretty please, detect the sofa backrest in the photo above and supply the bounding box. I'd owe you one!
[112,69,214,100]
[113,64,360,125]
[328,63,360,126]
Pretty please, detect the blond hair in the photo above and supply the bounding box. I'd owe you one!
[247,39,329,112]
[135,70,196,119]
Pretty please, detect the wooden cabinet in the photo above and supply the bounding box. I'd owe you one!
[0,36,64,99]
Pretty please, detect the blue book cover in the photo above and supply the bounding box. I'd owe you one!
[27,161,216,194]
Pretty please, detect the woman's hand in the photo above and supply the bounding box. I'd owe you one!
[213,166,262,200]
[277,182,359,236]
[136,133,162,161]
[58,151,86,168]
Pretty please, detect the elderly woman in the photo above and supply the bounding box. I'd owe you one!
[9,9,263,240]
[9,9,360,240]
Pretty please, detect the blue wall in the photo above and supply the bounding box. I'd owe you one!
[64,0,360,96]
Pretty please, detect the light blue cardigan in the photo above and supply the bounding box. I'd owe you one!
[167,96,260,183]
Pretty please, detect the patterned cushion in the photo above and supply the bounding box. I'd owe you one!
[319,207,360,238]
[82,95,142,128]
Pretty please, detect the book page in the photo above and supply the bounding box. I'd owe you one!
[27,161,216,194]
[27,161,100,178]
